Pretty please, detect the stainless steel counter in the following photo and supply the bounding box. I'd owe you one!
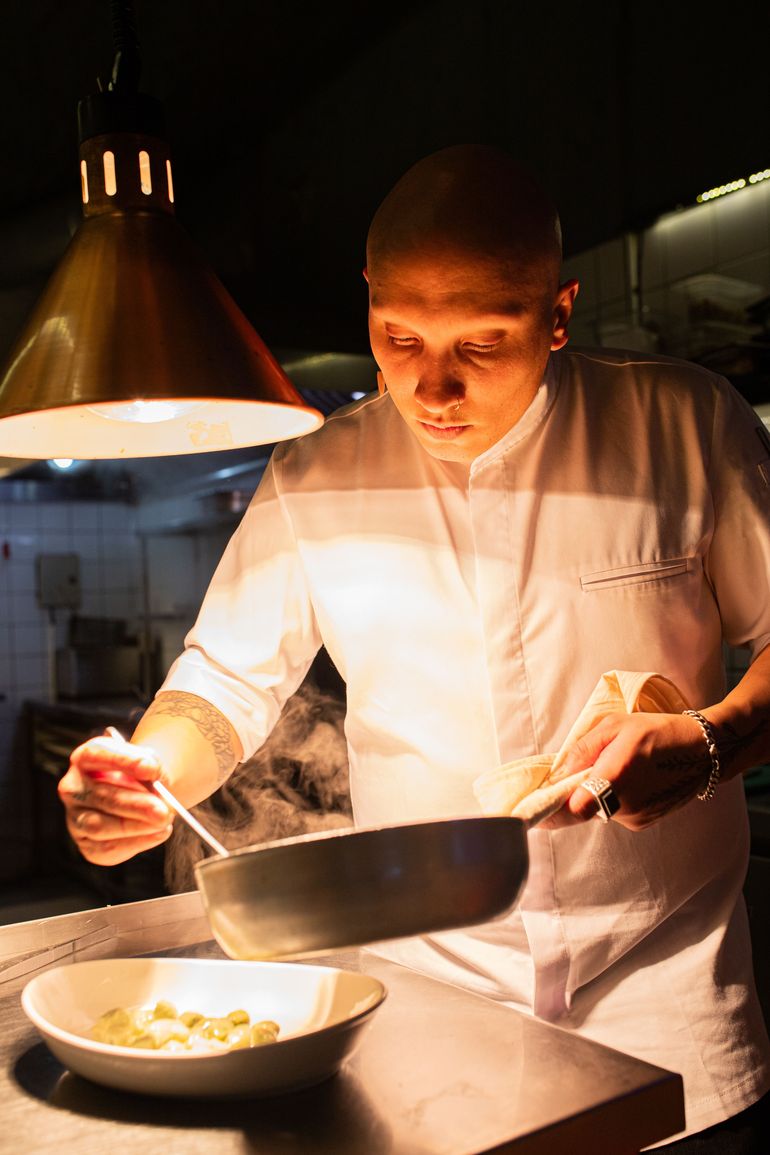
[0,892,685,1154]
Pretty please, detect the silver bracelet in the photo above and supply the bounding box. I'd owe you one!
[682,709,721,801]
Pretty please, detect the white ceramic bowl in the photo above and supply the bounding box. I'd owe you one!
[21,956,386,1098]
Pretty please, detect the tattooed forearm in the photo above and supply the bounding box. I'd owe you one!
[626,743,714,825]
[142,692,238,782]
[642,755,709,821]
[712,717,769,772]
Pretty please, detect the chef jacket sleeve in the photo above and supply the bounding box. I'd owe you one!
[158,445,323,761]
[704,378,770,659]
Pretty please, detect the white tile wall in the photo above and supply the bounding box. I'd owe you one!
[141,527,232,675]
[0,497,229,872]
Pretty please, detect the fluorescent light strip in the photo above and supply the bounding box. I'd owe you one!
[697,169,770,203]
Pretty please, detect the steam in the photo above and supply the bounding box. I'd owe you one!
[163,674,352,894]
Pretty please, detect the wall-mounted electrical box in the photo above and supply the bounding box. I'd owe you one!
[36,553,82,610]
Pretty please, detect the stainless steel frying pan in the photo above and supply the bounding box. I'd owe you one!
[194,815,528,961]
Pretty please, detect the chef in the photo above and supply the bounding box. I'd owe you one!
[60,143,770,1150]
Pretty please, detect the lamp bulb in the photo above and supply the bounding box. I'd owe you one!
[86,399,204,424]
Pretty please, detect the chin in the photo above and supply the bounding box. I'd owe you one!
[418,436,478,465]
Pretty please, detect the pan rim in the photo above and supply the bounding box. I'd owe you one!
[193,813,526,876]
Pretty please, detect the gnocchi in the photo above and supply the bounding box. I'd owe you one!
[90,1001,281,1052]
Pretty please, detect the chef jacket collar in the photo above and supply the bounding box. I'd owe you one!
[470,351,560,476]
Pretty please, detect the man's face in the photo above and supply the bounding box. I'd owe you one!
[367,248,577,464]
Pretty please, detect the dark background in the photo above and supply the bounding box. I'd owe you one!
[0,0,766,360]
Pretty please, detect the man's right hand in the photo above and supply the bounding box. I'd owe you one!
[58,732,174,866]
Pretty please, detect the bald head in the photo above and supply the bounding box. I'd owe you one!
[366,144,563,283]
[364,145,578,463]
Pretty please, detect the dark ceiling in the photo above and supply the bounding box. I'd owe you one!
[0,0,766,366]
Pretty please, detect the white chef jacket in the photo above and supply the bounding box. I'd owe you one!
[161,346,770,1141]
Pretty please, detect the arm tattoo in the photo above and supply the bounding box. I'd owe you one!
[713,717,768,768]
[144,692,237,783]
[644,753,709,822]
[646,711,770,821]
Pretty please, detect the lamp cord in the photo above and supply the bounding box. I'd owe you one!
[108,0,141,94]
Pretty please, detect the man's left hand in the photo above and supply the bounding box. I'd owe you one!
[545,712,712,830]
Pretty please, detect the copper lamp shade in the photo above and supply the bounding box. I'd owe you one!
[0,66,323,459]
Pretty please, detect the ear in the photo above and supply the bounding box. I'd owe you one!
[376,370,387,395]
[551,278,579,351]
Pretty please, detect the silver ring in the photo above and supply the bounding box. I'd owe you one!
[579,777,620,822]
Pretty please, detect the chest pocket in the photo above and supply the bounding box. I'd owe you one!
[580,556,693,592]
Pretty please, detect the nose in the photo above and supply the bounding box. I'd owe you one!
[414,359,465,415]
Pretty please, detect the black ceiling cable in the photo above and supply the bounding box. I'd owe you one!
[79,0,164,150]
[108,0,141,95]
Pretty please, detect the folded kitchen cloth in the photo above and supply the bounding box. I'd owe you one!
[472,670,692,827]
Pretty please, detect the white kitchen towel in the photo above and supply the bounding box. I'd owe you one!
[472,670,692,826]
